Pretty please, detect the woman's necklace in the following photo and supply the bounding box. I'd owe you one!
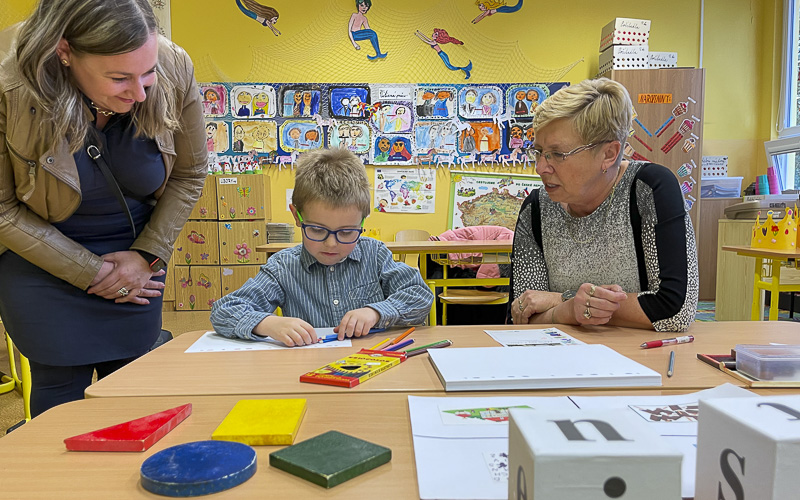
[562,167,623,245]
[90,102,115,117]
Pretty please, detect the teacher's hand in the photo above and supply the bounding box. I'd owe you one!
[573,283,627,325]
[87,251,165,305]
[512,290,560,325]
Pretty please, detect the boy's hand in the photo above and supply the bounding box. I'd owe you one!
[334,307,380,340]
[254,316,317,347]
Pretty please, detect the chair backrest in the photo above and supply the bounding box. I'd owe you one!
[394,229,431,242]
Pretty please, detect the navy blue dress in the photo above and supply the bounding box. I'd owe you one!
[0,111,166,366]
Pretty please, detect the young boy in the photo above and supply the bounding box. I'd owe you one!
[210,148,434,346]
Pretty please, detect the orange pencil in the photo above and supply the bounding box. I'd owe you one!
[391,327,415,345]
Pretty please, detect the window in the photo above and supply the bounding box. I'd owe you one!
[769,0,800,189]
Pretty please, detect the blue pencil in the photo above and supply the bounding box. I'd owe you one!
[384,339,414,352]
[320,328,385,343]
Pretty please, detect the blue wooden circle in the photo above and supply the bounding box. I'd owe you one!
[140,440,257,497]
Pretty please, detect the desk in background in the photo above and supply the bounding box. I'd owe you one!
[722,245,800,320]
[256,240,513,325]
[84,322,800,399]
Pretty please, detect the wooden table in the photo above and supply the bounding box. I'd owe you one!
[3,388,790,499]
[721,245,800,320]
[256,240,514,324]
[84,322,800,399]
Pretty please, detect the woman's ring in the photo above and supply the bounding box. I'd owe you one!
[118,287,129,297]
[586,299,591,307]
[589,284,596,297]
[518,300,524,311]
[583,308,592,319]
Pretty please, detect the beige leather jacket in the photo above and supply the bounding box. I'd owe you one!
[0,25,207,290]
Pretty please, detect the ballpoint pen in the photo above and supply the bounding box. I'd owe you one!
[640,335,694,349]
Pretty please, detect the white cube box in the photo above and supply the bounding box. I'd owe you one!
[599,45,649,75]
[696,395,800,500]
[509,408,682,500]
[649,52,678,69]
[600,17,651,51]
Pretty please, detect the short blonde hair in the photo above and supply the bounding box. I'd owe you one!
[292,148,371,218]
[532,78,632,148]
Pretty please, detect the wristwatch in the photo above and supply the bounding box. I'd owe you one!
[134,250,167,272]
[561,289,577,302]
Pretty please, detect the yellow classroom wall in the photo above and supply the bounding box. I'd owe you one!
[0,0,785,238]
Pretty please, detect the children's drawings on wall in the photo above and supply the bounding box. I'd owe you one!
[459,86,503,119]
[416,86,457,119]
[280,121,323,153]
[201,84,226,117]
[200,81,565,174]
[375,168,436,213]
[348,0,387,60]
[449,172,541,230]
[472,0,524,24]
[372,135,413,165]
[330,86,370,118]
[370,101,414,134]
[329,121,371,153]
[233,120,277,153]
[234,0,281,36]
[205,121,229,153]
[280,87,322,117]
[230,84,276,118]
[415,29,473,80]
[506,85,547,118]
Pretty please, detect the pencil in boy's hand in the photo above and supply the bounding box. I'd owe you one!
[391,327,415,345]
[319,334,339,343]
[405,339,452,357]
[368,338,392,350]
[384,339,414,352]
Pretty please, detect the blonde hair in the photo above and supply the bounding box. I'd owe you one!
[292,148,371,218]
[476,0,507,8]
[532,78,632,153]
[15,0,179,153]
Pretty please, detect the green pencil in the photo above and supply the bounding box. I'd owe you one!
[404,339,452,354]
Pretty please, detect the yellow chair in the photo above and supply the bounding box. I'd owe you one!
[1,332,31,422]
[393,229,431,267]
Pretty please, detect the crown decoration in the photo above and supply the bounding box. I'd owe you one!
[751,206,797,250]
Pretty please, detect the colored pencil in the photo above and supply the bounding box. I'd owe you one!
[368,338,392,350]
[405,339,450,352]
[384,339,414,352]
[391,327,415,345]
[405,340,452,356]
[319,334,339,343]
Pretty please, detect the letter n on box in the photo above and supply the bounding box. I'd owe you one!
[696,395,800,499]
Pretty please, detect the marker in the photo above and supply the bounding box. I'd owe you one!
[391,327,415,345]
[405,339,452,357]
[384,339,414,352]
[667,350,675,378]
[640,335,694,349]
[368,338,392,351]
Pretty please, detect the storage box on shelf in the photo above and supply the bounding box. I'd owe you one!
[599,18,651,52]
[172,174,271,311]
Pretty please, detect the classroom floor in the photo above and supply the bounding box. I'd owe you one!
[2,304,798,436]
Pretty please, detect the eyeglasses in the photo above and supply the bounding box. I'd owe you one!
[297,213,365,244]
[530,142,608,167]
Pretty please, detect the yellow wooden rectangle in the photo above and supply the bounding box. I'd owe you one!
[216,175,268,220]
[220,265,260,297]
[189,176,218,220]
[174,266,221,311]
[212,399,307,445]
[175,221,220,265]
[218,221,268,265]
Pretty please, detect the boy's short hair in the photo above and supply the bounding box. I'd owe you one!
[292,148,371,218]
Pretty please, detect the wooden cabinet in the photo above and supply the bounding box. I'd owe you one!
[176,221,221,266]
[697,198,741,300]
[220,265,261,296]
[218,220,268,265]
[217,175,270,220]
[174,266,221,311]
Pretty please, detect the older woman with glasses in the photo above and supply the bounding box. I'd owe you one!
[509,78,698,332]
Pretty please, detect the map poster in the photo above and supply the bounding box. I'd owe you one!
[374,168,436,213]
[449,171,542,230]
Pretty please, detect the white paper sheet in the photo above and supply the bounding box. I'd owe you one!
[483,327,584,347]
[184,329,352,353]
[408,395,577,500]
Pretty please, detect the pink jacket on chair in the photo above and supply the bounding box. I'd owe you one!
[431,225,514,279]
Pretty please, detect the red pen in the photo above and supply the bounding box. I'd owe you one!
[640,335,694,349]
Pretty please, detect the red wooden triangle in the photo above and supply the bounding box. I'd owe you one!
[64,403,192,452]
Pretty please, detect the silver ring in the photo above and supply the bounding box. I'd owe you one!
[583,308,592,319]
[589,284,596,297]
[118,287,129,297]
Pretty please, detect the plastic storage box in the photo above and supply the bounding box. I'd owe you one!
[736,344,800,381]
[700,176,743,198]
